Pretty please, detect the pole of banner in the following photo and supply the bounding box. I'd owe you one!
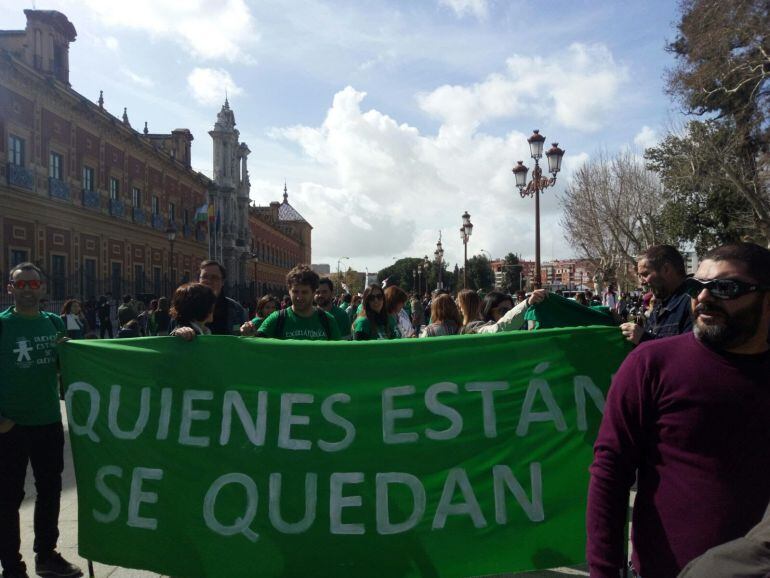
[88,560,94,578]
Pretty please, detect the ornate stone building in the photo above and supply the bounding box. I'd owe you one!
[0,9,311,306]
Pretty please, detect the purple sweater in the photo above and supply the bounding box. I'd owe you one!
[587,332,770,578]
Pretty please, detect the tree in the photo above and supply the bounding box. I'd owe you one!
[559,151,668,282]
[666,0,770,244]
[464,255,493,292]
[645,120,754,254]
[500,253,522,293]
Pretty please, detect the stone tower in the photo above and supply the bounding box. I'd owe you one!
[208,98,251,284]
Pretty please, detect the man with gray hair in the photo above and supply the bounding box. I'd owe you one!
[620,244,693,344]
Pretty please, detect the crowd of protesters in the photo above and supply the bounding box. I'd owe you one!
[2,241,770,578]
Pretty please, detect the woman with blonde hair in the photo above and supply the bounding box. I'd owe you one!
[456,289,484,334]
[420,293,462,337]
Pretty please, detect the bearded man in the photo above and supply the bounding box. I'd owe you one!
[587,242,770,577]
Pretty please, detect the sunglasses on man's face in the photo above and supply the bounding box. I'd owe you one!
[11,279,43,290]
[683,277,770,300]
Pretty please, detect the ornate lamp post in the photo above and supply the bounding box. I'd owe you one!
[417,264,423,296]
[412,269,417,293]
[250,253,259,299]
[460,211,473,289]
[337,256,349,288]
[433,232,444,290]
[512,129,565,289]
[165,223,177,294]
[423,255,430,294]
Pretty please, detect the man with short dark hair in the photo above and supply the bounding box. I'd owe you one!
[587,242,770,577]
[0,263,82,578]
[620,244,692,344]
[198,260,246,335]
[314,278,352,339]
[257,265,340,341]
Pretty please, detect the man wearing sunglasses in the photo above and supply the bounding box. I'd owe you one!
[0,263,82,578]
[587,243,770,578]
[620,244,693,344]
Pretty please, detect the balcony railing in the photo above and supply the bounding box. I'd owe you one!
[152,214,165,230]
[195,228,207,242]
[7,163,34,190]
[109,198,125,218]
[82,189,100,209]
[48,177,70,201]
[133,207,147,225]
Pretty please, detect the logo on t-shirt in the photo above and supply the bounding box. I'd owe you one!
[13,337,33,367]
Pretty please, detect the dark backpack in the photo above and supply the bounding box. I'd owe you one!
[274,308,332,340]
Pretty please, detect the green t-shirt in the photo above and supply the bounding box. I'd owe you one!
[352,315,401,340]
[328,306,352,338]
[250,317,266,331]
[257,308,341,341]
[0,307,65,425]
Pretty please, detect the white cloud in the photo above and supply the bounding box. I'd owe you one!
[439,0,489,20]
[417,43,629,132]
[633,125,658,150]
[271,86,575,267]
[187,68,243,106]
[122,68,154,88]
[79,0,258,63]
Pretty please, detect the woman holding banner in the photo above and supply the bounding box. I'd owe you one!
[352,284,400,340]
[169,283,217,337]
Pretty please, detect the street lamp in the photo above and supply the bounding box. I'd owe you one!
[337,256,349,288]
[512,129,565,289]
[460,211,473,289]
[250,253,259,299]
[412,269,417,293]
[433,232,444,290]
[417,264,423,296]
[166,223,177,294]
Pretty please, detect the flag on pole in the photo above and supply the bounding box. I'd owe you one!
[194,203,208,223]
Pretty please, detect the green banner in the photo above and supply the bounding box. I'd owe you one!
[59,327,629,578]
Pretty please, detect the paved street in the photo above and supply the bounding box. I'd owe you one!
[17,402,590,578]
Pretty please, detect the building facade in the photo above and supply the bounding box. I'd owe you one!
[0,10,311,307]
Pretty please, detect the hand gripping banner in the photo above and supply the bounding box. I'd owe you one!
[59,326,630,578]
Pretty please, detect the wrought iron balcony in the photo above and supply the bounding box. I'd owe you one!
[48,177,70,201]
[195,228,207,242]
[152,214,165,230]
[7,163,34,190]
[132,207,147,225]
[109,198,125,218]
[81,189,100,209]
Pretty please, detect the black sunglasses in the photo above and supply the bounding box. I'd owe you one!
[683,277,770,300]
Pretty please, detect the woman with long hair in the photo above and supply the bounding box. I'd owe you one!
[169,283,217,336]
[466,289,547,334]
[385,285,414,337]
[353,284,400,340]
[420,294,462,337]
[60,299,86,339]
[456,289,484,334]
[240,294,281,335]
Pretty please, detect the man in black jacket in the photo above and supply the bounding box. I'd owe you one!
[198,260,246,335]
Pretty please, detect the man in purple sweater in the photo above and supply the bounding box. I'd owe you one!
[587,242,770,578]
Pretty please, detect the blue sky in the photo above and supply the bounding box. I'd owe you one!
[2,0,685,272]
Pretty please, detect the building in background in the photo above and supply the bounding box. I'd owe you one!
[0,9,311,308]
